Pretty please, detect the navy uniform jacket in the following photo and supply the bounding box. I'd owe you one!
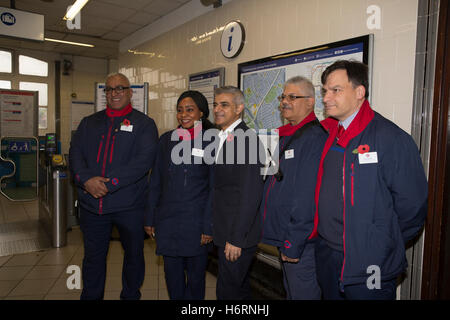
[69,105,158,214]
[146,128,213,257]
[312,100,428,287]
[212,121,265,249]
[261,112,327,259]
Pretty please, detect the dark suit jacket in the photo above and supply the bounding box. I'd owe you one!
[212,121,265,248]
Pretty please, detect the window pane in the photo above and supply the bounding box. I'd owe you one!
[0,80,11,89]
[0,51,12,73]
[19,55,48,77]
[19,82,48,106]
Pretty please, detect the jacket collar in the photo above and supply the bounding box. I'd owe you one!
[106,104,132,117]
[320,99,374,148]
[277,111,317,137]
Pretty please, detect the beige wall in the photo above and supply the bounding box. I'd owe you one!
[119,0,419,135]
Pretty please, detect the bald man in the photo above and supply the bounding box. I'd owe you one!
[69,73,158,300]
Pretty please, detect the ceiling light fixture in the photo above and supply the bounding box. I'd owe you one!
[44,38,94,47]
[63,0,89,21]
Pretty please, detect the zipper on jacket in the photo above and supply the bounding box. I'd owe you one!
[340,152,347,290]
[96,135,104,163]
[184,169,187,186]
[351,162,354,206]
[109,135,116,163]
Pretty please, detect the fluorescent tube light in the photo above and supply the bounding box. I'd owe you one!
[44,38,94,47]
[63,0,89,21]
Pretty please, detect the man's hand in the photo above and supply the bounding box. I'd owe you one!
[224,242,241,262]
[84,176,110,198]
[201,234,213,245]
[144,226,155,239]
[280,252,299,263]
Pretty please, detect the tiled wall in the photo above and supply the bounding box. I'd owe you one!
[118,0,419,135]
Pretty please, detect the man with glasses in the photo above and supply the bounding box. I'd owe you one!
[260,76,326,299]
[69,73,158,300]
[313,60,427,299]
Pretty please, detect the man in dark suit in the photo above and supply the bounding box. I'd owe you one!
[212,86,265,300]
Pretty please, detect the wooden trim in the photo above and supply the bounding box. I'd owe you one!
[421,0,450,300]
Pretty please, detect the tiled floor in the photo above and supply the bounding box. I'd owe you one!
[0,196,217,300]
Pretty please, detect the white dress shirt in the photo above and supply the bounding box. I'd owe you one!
[215,118,242,163]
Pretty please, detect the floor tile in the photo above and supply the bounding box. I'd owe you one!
[8,278,57,296]
[0,266,33,281]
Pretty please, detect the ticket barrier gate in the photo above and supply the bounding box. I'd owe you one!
[38,134,68,248]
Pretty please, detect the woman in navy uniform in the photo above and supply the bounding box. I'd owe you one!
[145,91,215,300]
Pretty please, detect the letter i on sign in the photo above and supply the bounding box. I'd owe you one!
[227,27,234,52]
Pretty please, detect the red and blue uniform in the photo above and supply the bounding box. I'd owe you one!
[146,126,213,299]
[260,111,327,299]
[69,104,158,300]
[313,100,428,299]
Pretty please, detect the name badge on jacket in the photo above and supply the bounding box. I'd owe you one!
[121,125,133,132]
[192,148,204,157]
[359,152,378,164]
[285,149,294,159]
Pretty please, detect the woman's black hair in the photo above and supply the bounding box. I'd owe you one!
[177,90,216,129]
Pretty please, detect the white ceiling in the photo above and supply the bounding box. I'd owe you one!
[0,0,193,59]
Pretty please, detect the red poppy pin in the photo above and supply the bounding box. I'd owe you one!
[226,133,234,142]
[122,119,131,126]
[353,144,370,154]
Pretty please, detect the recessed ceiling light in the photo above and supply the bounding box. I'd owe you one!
[44,38,94,47]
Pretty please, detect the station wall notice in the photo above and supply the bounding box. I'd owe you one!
[0,90,38,137]
[188,68,225,123]
[95,83,148,114]
[71,101,95,131]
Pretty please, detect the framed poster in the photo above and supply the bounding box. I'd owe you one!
[188,68,225,123]
[71,101,95,131]
[0,89,38,137]
[238,34,374,130]
[95,83,149,114]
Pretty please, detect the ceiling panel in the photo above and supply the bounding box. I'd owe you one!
[0,0,198,59]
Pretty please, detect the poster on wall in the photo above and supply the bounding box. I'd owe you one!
[188,68,225,123]
[38,107,47,129]
[238,34,374,130]
[71,101,95,131]
[0,89,38,137]
[95,83,149,114]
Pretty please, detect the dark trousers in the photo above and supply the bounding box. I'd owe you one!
[163,253,209,300]
[216,245,257,300]
[79,207,145,300]
[315,236,397,300]
[281,242,321,300]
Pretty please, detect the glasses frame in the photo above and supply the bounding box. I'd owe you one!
[104,86,130,94]
[277,94,311,102]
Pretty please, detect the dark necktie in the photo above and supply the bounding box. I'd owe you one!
[337,124,345,140]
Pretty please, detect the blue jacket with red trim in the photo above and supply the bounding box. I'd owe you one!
[312,100,428,286]
[260,112,327,259]
[69,104,159,214]
[145,127,213,257]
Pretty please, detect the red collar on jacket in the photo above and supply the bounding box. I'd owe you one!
[277,111,317,137]
[309,99,374,240]
[176,122,202,141]
[106,104,132,117]
[320,99,374,148]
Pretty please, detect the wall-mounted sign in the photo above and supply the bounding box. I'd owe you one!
[0,7,44,42]
[220,20,245,59]
[95,83,149,114]
[188,68,225,123]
